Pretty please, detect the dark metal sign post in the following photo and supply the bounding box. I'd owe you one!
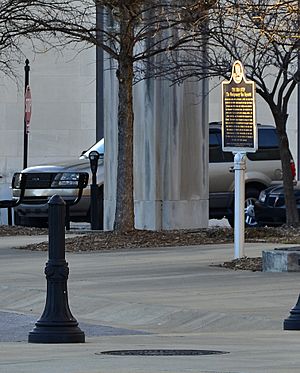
[222,61,257,259]
[23,59,31,170]
[89,151,101,230]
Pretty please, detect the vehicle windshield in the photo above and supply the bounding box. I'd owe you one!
[80,138,104,159]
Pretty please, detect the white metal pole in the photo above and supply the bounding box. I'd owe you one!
[234,152,246,259]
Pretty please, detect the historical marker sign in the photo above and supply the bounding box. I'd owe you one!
[222,60,257,153]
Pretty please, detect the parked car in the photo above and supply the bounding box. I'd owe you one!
[254,184,300,226]
[12,123,292,228]
[208,122,295,227]
[12,139,104,228]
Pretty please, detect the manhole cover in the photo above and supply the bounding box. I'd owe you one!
[99,349,229,356]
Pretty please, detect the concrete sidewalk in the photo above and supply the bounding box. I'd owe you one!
[0,235,300,372]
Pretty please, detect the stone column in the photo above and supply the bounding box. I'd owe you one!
[104,61,209,230]
[134,77,209,230]
[103,58,118,231]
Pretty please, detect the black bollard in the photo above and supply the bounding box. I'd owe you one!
[28,195,85,343]
[284,295,300,330]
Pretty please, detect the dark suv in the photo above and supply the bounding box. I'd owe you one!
[209,122,293,226]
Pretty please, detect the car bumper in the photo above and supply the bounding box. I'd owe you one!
[254,201,286,226]
[14,195,90,221]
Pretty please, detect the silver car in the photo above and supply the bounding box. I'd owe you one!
[12,139,104,228]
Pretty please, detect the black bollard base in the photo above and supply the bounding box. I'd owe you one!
[283,314,300,330]
[283,296,300,330]
[29,324,85,343]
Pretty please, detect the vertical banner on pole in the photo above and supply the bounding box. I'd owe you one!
[221,61,257,259]
[25,86,32,134]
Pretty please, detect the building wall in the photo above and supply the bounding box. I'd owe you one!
[0,46,96,223]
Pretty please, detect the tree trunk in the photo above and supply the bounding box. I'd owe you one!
[113,15,135,232]
[275,115,299,226]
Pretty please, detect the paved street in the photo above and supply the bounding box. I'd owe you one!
[0,235,300,372]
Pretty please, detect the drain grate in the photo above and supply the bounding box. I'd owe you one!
[99,349,229,356]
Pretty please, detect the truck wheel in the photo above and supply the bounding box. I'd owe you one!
[15,215,48,228]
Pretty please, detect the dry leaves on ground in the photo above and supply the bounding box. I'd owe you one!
[0,225,298,272]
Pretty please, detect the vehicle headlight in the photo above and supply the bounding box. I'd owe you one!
[51,172,80,188]
[12,173,22,189]
[258,190,266,203]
